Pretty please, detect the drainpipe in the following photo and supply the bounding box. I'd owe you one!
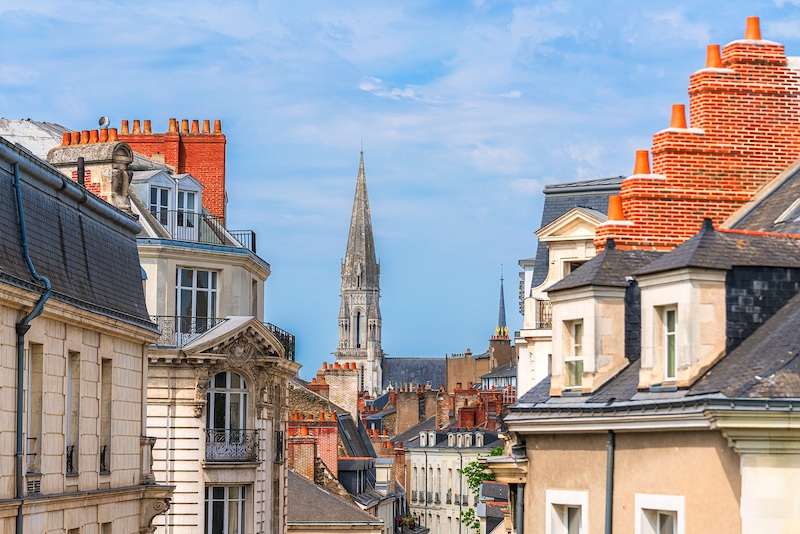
[13,162,53,534]
[515,484,524,534]
[605,430,615,534]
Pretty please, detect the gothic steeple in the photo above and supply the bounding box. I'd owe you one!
[495,270,509,340]
[336,151,383,395]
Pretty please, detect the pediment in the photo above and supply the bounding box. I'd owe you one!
[182,316,285,360]
[536,207,606,243]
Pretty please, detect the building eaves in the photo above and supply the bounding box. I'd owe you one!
[287,470,382,525]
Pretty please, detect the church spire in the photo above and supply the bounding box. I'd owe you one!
[495,268,509,339]
[342,151,379,291]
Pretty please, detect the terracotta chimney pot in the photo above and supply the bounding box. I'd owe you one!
[121,120,129,134]
[319,377,326,385]
[144,119,152,134]
[191,120,199,134]
[319,411,325,421]
[132,120,141,134]
[181,119,189,134]
[300,425,309,437]
[202,119,211,133]
[99,129,108,143]
[706,45,723,68]
[334,363,341,370]
[322,361,327,370]
[70,131,80,145]
[330,412,336,420]
[745,16,761,40]
[168,118,178,133]
[108,128,118,142]
[633,150,651,175]
[607,196,624,221]
[214,119,222,134]
[311,377,317,384]
[61,132,71,146]
[670,104,687,129]
[89,130,99,144]
[80,130,90,144]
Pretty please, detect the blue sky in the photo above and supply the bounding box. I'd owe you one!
[4,1,800,380]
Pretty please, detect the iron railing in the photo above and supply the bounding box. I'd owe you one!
[536,299,553,329]
[462,494,469,505]
[455,494,460,505]
[411,490,417,502]
[205,429,259,462]
[446,492,452,504]
[264,323,296,361]
[66,445,76,474]
[426,491,432,503]
[149,209,257,253]
[434,492,440,504]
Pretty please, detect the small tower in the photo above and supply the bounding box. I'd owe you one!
[489,270,514,368]
[334,152,384,395]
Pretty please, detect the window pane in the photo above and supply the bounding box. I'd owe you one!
[197,292,209,318]
[180,269,193,288]
[180,289,193,317]
[213,392,226,430]
[198,270,209,289]
[659,512,675,534]
[230,373,241,389]
[567,506,581,534]
[211,498,224,534]
[567,360,583,387]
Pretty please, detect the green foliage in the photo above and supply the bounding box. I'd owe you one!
[459,460,495,499]
[460,507,480,533]
[489,445,504,456]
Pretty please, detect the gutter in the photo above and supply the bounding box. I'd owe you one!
[13,162,52,534]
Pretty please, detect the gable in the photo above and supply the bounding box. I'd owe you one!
[536,207,606,243]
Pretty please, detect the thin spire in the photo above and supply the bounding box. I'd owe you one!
[342,151,379,291]
[495,267,508,339]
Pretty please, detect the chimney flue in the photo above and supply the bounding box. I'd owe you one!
[202,119,211,133]
[121,120,129,134]
[132,120,141,134]
[168,118,178,133]
[191,120,199,134]
[77,157,85,186]
[706,44,723,69]
[144,119,152,134]
[99,129,109,143]
[633,150,651,175]
[213,119,222,134]
[181,119,189,133]
[61,132,71,146]
[108,128,118,142]
[745,16,761,40]
[670,104,687,129]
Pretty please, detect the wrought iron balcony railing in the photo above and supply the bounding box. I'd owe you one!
[434,492,440,504]
[426,491,432,503]
[150,316,295,361]
[536,299,553,329]
[462,494,469,505]
[205,429,259,462]
[149,209,257,253]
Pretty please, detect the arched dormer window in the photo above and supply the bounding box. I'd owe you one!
[428,431,436,446]
[475,432,484,447]
[465,433,472,447]
[420,431,428,447]
[447,433,455,447]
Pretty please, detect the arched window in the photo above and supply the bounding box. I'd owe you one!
[356,311,362,348]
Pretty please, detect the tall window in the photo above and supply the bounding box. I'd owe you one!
[177,268,218,338]
[664,308,677,381]
[27,343,44,473]
[355,311,362,348]
[565,321,584,388]
[176,190,197,240]
[66,351,81,475]
[100,358,112,473]
[150,186,169,225]
[205,485,246,534]
[206,372,251,461]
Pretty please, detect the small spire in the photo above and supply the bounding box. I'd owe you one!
[495,268,508,339]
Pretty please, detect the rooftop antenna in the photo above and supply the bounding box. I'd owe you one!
[98,116,110,129]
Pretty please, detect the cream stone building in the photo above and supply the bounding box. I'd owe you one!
[42,120,300,534]
[0,135,171,533]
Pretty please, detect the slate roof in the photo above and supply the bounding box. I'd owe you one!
[530,177,623,289]
[393,416,437,444]
[480,362,517,379]
[287,470,382,525]
[338,413,376,458]
[547,240,663,292]
[383,357,446,391]
[689,290,800,398]
[480,481,509,501]
[636,219,800,276]
[0,136,153,328]
[726,161,800,234]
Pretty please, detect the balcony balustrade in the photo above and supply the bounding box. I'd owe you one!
[100,445,109,473]
[150,316,295,361]
[149,209,256,253]
[536,299,552,329]
[205,429,259,462]
[426,491,432,503]
[462,494,469,505]
[66,445,76,475]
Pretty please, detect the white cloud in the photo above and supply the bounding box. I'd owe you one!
[359,77,422,100]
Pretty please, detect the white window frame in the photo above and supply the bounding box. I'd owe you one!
[419,432,427,447]
[546,489,588,534]
[205,485,246,534]
[176,268,219,342]
[634,494,685,534]
[662,307,677,382]
[149,185,170,225]
[564,320,584,389]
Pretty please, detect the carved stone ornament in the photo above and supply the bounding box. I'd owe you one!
[140,497,171,534]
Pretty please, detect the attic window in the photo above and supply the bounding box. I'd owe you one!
[774,198,800,224]
[428,431,436,446]
[475,432,484,447]
[420,432,427,447]
[465,433,473,447]
[457,434,463,448]
[447,433,454,447]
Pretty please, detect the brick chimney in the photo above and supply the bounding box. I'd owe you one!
[596,17,800,251]
[308,370,330,400]
[288,412,339,477]
[395,390,420,436]
[393,442,407,493]
[118,118,227,222]
[319,364,359,423]
[435,389,450,429]
[287,430,316,480]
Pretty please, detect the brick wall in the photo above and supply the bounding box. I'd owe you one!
[287,435,316,480]
[596,19,800,251]
[118,118,227,221]
[319,365,359,422]
[288,413,339,477]
[396,391,420,435]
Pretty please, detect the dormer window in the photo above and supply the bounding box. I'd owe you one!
[663,307,677,381]
[565,320,584,388]
[150,186,169,225]
[447,433,454,447]
[456,434,463,448]
[428,431,436,446]
[419,432,427,447]
[475,432,484,447]
[465,433,472,447]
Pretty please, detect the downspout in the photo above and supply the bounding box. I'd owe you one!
[515,484,524,534]
[13,162,53,534]
[605,430,615,534]
[423,450,428,527]
[457,449,463,534]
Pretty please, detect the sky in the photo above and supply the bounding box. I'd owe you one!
[4,1,800,380]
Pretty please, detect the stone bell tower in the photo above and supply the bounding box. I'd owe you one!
[334,152,384,395]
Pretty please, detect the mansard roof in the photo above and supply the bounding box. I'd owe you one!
[342,152,379,291]
[287,470,383,525]
[382,357,446,391]
[0,136,153,328]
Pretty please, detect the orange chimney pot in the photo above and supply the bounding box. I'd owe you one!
[191,120,199,134]
[214,119,222,134]
[108,128,118,142]
[745,16,761,40]
[300,425,309,437]
[61,132,71,146]
[633,150,651,175]
[132,120,141,134]
[144,119,152,134]
[706,45,723,68]
[202,119,211,134]
[670,104,687,129]
[181,119,189,134]
[168,118,178,133]
[121,120,129,134]
[80,131,90,144]
[99,129,108,143]
[89,130,99,144]
[70,131,80,145]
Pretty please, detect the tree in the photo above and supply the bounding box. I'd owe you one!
[458,459,496,533]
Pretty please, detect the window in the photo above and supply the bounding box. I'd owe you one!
[175,190,198,240]
[150,186,169,225]
[205,485,246,534]
[475,432,484,447]
[66,351,81,475]
[564,260,586,277]
[663,308,677,381]
[565,321,584,388]
[464,433,472,447]
[635,494,685,534]
[177,268,218,339]
[100,358,112,473]
[206,372,251,461]
[355,311,362,348]
[26,343,43,473]
[546,490,588,534]
[420,432,427,447]
[447,433,454,447]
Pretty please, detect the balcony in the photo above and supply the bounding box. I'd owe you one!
[411,490,417,502]
[151,316,295,361]
[149,209,257,253]
[205,429,259,462]
[426,491,432,503]
[446,492,452,504]
[462,494,469,505]
[434,492,440,504]
[536,299,552,329]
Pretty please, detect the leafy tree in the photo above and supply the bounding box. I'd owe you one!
[458,459,496,533]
